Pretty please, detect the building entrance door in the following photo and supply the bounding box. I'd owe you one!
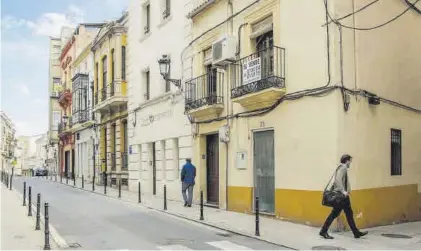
[253,130,275,214]
[206,134,219,205]
[65,151,70,177]
[152,142,156,195]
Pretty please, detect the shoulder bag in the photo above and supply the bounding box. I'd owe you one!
[322,166,347,208]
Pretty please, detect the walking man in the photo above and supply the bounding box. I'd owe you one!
[320,154,368,239]
[181,158,196,207]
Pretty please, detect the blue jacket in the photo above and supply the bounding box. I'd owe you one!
[181,162,196,185]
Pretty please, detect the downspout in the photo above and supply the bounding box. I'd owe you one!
[226,0,234,210]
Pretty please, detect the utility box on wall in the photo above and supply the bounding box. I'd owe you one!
[236,151,247,170]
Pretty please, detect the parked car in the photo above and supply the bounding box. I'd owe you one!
[34,167,48,176]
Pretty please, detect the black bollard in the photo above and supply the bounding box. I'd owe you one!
[23,182,27,206]
[9,168,13,190]
[60,173,62,183]
[104,175,107,195]
[118,180,121,198]
[200,190,204,220]
[66,174,68,184]
[35,193,41,230]
[43,203,51,250]
[28,187,32,216]
[164,185,167,210]
[5,174,8,187]
[73,175,76,186]
[255,196,260,236]
[82,175,84,189]
[92,176,95,191]
[138,182,141,203]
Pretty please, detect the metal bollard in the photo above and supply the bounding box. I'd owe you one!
[118,180,121,198]
[92,176,95,192]
[200,190,204,220]
[28,187,32,216]
[255,196,260,236]
[23,182,27,206]
[43,203,51,250]
[138,182,141,203]
[66,174,68,184]
[82,175,84,189]
[9,174,13,190]
[73,175,76,186]
[60,173,62,183]
[35,193,41,230]
[104,176,107,195]
[164,185,167,210]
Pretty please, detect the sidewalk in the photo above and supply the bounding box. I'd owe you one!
[0,185,57,250]
[63,177,421,250]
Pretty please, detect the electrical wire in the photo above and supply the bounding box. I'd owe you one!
[326,0,421,31]
[404,0,421,14]
[323,0,380,26]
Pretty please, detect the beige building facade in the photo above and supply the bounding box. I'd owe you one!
[184,0,421,229]
[1,111,16,173]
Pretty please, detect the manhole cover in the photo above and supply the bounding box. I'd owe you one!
[217,232,232,237]
[381,233,412,239]
[312,246,346,250]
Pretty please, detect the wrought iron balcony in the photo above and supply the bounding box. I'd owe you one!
[58,89,72,108]
[231,46,286,99]
[94,92,98,105]
[109,81,115,97]
[185,71,224,112]
[72,110,89,125]
[121,152,128,170]
[101,87,107,102]
[110,153,116,171]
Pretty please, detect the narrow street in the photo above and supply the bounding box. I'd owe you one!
[12,176,286,250]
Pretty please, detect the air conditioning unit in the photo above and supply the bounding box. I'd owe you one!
[212,36,236,66]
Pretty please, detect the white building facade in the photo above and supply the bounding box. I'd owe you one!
[127,0,193,199]
[1,111,16,173]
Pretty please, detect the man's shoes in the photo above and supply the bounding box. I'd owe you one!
[184,202,188,207]
[354,231,368,238]
[319,231,334,239]
[187,204,192,207]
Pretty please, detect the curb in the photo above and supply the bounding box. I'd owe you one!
[8,184,69,249]
[46,177,295,250]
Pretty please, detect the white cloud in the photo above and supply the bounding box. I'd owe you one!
[18,85,30,96]
[1,16,28,30]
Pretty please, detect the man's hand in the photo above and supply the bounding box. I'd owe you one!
[343,191,349,197]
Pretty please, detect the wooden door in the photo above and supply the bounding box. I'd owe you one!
[206,134,219,205]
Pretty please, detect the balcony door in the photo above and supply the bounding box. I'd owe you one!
[206,65,217,104]
[256,31,274,79]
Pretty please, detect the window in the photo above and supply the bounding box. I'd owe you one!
[52,111,60,130]
[111,49,115,82]
[163,0,171,18]
[102,56,107,88]
[145,70,150,100]
[391,129,402,176]
[256,31,274,79]
[122,120,128,153]
[144,4,151,34]
[122,178,128,186]
[122,46,126,81]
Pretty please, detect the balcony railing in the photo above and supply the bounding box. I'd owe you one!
[101,87,107,101]
[72,110,89,125]
[94,92,98,105]
[185,71,224,112]
[121,152,128,170]
[109,81,115,97]
[231,46,285,99]
[110,153,116,171]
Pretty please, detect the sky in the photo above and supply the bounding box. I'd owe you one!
[1,0,128,136]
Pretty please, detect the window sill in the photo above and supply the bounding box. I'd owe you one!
[139,32,151,43]
[158,15,173,29]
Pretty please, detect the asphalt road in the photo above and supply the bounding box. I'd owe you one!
[13,176,287,250]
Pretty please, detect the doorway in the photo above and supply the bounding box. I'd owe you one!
[72,149,75,179]
[65,150,70,177]
[152,142,156,195]
[206,134,219,205]
[253,130,275,214]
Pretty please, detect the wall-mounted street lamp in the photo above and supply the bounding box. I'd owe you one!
[158,54,181,88]
[63,114,68,127]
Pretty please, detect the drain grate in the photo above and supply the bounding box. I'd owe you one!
[381,233,412,239]
[312,246,346,250]
[217,232,232,237]
[68,243,82,248]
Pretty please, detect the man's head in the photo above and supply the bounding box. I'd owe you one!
[186,158,191,163]
[340,154,352,166]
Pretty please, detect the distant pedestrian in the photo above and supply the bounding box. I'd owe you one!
[181,158,196,207]
[320,154,368,239]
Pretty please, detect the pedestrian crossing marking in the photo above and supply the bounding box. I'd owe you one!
[157,244,192,250]
[206,240,252,250]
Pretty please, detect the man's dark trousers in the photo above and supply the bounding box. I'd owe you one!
[321,197,359,235]
[182,182,193,206]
